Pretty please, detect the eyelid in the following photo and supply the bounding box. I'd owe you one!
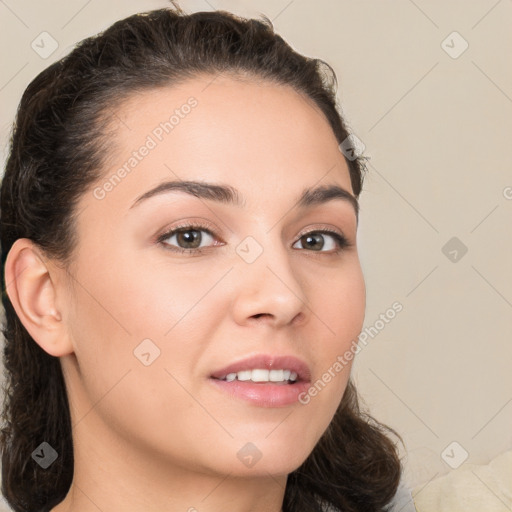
[155,218,220,242]
[295,223,348,242]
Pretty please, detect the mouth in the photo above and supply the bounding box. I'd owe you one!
[216,368,299,384]
[209,354,311,407]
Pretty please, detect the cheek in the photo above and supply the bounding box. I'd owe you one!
[65,248,221,410]
[70,242,217,345]
[64,264,218,465]
[297,258,365,420]
[311,256,366,351]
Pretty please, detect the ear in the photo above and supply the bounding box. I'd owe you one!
[4,238,74,357]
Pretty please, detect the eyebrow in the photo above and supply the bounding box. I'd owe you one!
[130,180,359,217]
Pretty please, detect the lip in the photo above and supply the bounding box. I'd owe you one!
[209,354,311,408]
[210,354,311,381]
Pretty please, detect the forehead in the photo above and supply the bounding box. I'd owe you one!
[84,74,353,215]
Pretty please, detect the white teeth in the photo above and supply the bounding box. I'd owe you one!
[220,368,298,383]
[269,369,284,382]
[251,369,269,382]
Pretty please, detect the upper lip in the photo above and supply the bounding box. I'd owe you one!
[210,354,311,382]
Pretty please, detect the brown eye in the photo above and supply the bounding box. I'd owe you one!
[292,231,348,252]
[174,229,203,249]
[159,226,217,252]
[299,233,325,251]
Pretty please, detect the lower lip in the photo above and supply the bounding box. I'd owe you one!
[209,378,310,407]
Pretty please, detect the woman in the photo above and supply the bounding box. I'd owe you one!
[0,5,403,512]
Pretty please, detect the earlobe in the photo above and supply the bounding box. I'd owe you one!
[4,238,74,357]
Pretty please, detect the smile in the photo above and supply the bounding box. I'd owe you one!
[209,354,311,407]
[219,369,298,383]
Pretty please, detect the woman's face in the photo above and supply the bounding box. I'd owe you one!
[60,75,365,477]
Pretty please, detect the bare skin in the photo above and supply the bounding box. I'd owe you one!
[5,74,365,512]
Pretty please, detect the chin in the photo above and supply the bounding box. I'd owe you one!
[224,434,317,478]
[223,455,309,479]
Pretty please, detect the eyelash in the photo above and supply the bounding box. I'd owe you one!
[156,221,351,256]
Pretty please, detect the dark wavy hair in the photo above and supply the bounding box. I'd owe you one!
[0,5,402,512]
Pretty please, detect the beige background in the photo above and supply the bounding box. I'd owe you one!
[1,0,511,508]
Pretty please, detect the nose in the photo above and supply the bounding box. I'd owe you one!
[230,237,308,329]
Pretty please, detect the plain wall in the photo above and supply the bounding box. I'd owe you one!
[1,0,511,508]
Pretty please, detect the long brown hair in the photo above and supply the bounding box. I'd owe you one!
[0,6,402,511]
